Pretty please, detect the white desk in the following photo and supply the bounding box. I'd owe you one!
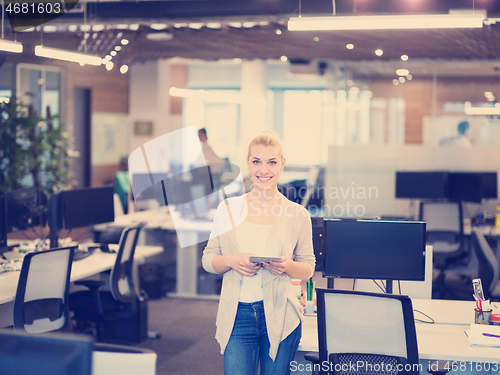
[297,299,500,373]
[109,209,215,299]
[0,245,163,327]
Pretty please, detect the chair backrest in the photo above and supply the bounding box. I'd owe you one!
[13,247,74,333]
[471,228,499,300]
[316,288,419,375]
[109,222,146,303]
[419,201,463,254]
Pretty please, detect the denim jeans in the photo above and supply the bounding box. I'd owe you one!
[224,301,302,375]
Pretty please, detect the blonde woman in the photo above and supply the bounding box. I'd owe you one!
[202,131,315,375]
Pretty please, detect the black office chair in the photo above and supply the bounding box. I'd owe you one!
[471,228,500,301]
[70,222,151,343]
[419,201,468,298]
[13,247,75,333]
[305,289,419,375]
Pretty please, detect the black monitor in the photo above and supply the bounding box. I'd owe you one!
[0,329,92,375]
[323,219,426,293]
[448,172,482,203]
[480,172,497,199]
[395,171,449,199]
[4,187,47,233]
[61,186,114,230]
[311,216,325,272]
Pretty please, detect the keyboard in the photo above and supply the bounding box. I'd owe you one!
[73,249,93,261]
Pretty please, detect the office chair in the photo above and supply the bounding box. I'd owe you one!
[471,228,500,301]
[70,222,151,343]
[419,201,468,298]
[305,289,419,375]
[13,247,74,333]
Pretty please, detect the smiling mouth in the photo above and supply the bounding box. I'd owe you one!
[257,176,272,182]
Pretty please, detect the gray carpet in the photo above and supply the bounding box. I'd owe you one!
[135,297,224,375]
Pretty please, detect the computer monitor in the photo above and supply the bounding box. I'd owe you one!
[4,187,47,233]
[323,219,426,293]
[0,329,92,375]
[395,171,449,199]
[61,186,115,230]
[311,216,325,272]
[480,172,497,199]
[448,172,482,203]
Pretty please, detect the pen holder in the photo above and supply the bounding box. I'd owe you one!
[474,309,492,325]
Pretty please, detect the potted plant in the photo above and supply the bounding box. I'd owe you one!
[0,96,74,197]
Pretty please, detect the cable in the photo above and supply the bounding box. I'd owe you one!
[372,279,386,293]
[413,309,435,324]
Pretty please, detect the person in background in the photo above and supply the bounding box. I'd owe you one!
[197,128,227,171]
[439,120,472,147]
[202,130,315,375]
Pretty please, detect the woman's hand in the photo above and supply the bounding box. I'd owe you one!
[261,256,289,276]
[228,253,262,276]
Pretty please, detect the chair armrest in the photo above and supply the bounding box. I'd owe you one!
[305,352,320,363]
[75,280,105,290]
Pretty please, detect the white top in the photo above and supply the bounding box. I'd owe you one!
[235,220,273,302]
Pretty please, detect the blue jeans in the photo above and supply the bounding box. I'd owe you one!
[224,301,302,375]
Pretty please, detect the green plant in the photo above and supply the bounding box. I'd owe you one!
[0,97,74,197]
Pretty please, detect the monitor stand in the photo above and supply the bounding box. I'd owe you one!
[327,278,394,294]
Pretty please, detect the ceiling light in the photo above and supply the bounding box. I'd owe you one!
[393,79,400,86]
[206,23,222,29]
[120,65,129,74]
[276,29,282,35]
[115,46,122,51]
[288,13,485,31]
[35,45,101,65]
[92,25,105,32]
[375,49,383,56]
[110,51,117,56]
[129,24,140,31]
[188,23,204,30]
[399,77,406,83]
[150,23,168,30]
[43,25,58,33]
[105,61,114,71]
[121,39,129,45]
[313,36,319,42]
[346,44,354,49]
[407,74,413,80]
[280,55,288,62]
[0,40,23,53]
[401,55,409,61]
[146,32,173,41]
[396,69,409,76]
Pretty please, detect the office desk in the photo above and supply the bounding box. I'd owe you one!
[297,299,500,373]
[109,209,215,299]
[0,245,163,327]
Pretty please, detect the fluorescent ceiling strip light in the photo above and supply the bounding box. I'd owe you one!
[35,45,102,66]
[0,40,23,53]
[288,13,485,31]
[464,106,500,115]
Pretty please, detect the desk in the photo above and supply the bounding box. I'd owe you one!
[0,244,163,327]
[297,299,500,374]
[109,208,215,299]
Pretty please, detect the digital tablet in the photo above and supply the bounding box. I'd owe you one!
[249,256,282,263]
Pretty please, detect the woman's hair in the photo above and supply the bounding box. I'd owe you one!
[247,130,284,160]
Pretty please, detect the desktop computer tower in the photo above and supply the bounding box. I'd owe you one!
[101,294,148,343]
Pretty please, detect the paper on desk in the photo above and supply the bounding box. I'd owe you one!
[465,324,500,347]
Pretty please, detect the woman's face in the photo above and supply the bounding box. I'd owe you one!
[247,144,285,193]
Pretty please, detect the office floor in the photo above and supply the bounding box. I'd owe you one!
[135,297,223,375]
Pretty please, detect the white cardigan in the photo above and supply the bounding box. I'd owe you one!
[202,193,316,360]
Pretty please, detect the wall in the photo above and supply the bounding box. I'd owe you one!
[5,54,129,187]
